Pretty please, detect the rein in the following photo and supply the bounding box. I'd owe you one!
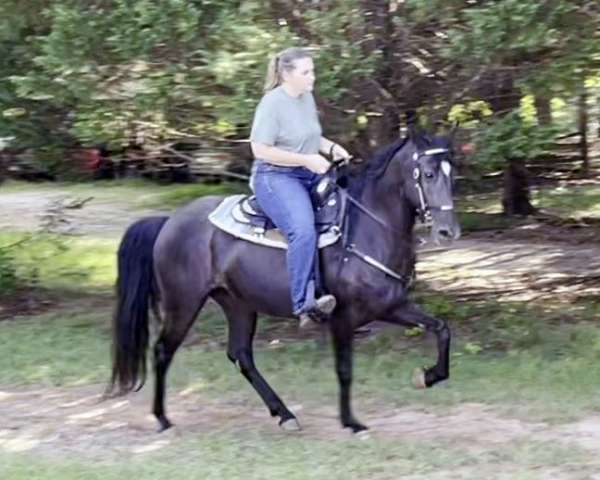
[339,190,410,285]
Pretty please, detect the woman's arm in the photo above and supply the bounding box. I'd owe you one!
[320,136,350,159]
[251,142,330,174]
[320,137,336,156]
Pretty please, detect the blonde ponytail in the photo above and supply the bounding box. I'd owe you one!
[263,47,312,92]
[263,54,280,92]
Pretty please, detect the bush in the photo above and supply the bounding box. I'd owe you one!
[0,243,20,293]
[0,236,45,294]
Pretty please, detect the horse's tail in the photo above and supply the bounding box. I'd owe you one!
[107,216,169,396]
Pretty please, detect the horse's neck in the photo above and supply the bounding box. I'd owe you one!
[350,178,416,266]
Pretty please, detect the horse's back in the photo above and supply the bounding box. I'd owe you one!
[174,195,225,221]
[153,195,224,286]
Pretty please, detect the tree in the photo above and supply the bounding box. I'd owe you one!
[439,0,599,213]
[0,0,597,187]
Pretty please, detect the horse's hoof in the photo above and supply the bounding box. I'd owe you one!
[344,422,369,434]
[412,367,427,389]
[279,417,302,431]
[157,417,173,433]
[356,430,371,440]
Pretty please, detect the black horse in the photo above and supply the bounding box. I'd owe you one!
[108,127,461,433]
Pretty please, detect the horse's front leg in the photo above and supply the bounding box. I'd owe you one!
[381,301,451,388]
[330,317,368,433]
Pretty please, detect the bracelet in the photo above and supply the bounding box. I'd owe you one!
[329,143,337,158]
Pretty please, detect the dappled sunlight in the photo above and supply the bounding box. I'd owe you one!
[458,194,503,214]
[0,431,40,453]
[67,407,109,422]
[131,439,172,454]
[179,382,208,397]
[418,236,600,304]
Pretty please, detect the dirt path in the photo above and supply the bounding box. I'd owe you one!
[1,384,600,478]
[0,190,167,237]
[418,232,600,302]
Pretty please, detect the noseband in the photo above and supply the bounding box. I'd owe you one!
[411,148,453,222]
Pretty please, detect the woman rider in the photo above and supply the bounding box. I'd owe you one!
[250,47,350,328]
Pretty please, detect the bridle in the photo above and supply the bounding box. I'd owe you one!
[411,148,454,222]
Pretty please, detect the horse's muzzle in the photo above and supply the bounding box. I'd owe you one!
[431,213,461,245]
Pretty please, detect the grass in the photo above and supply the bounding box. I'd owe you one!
[0,179,246,293]
[534,183,600,218]
[0,233,117,292]
[456,183,600,232]
[2,293,600,424]
[1,436,592,480]
[0,308,111,386]
[140,181,248,209]
[0,179,247,209]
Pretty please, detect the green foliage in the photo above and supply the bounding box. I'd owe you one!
[0,235,43,293]
[0,0,597,177]
[448,101,493,128]
[474,111,560,170]
[1,0,374,152]
[446,1,573,62]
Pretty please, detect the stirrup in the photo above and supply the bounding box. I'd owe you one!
[298,295,337,329]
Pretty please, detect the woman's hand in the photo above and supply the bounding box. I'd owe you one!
[331,143,350,161]
[305,153,331,174]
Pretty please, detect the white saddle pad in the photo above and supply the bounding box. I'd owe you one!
[208,194,341,250]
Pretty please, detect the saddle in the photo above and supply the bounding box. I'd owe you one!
[209,176,345,250]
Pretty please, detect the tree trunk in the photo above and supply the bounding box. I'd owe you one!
[597,90,600,139]
[359,0,400,147]
[578,83,589,177]
[484,71,536,216]
[502,159,536,216]
[0,154,5,185]
[534,95,552,126]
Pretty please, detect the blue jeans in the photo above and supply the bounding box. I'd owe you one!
[252,163,322,314]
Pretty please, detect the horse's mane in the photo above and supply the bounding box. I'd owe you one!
[345,132,452,198]
[346,138,407,199]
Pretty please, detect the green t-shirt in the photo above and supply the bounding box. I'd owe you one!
[250,86,322,169]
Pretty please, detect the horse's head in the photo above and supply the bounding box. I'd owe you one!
[400,130,461,245]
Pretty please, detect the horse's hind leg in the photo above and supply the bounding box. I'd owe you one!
[153,295,207,431]
[215,293,299,430]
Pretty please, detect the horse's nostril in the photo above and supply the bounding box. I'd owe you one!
[438,228,451,238]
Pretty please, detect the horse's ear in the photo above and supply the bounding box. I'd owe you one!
[407,124,418,141]
[405,110,418,140]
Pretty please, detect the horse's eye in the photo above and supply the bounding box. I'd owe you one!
[424,171,435,179]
